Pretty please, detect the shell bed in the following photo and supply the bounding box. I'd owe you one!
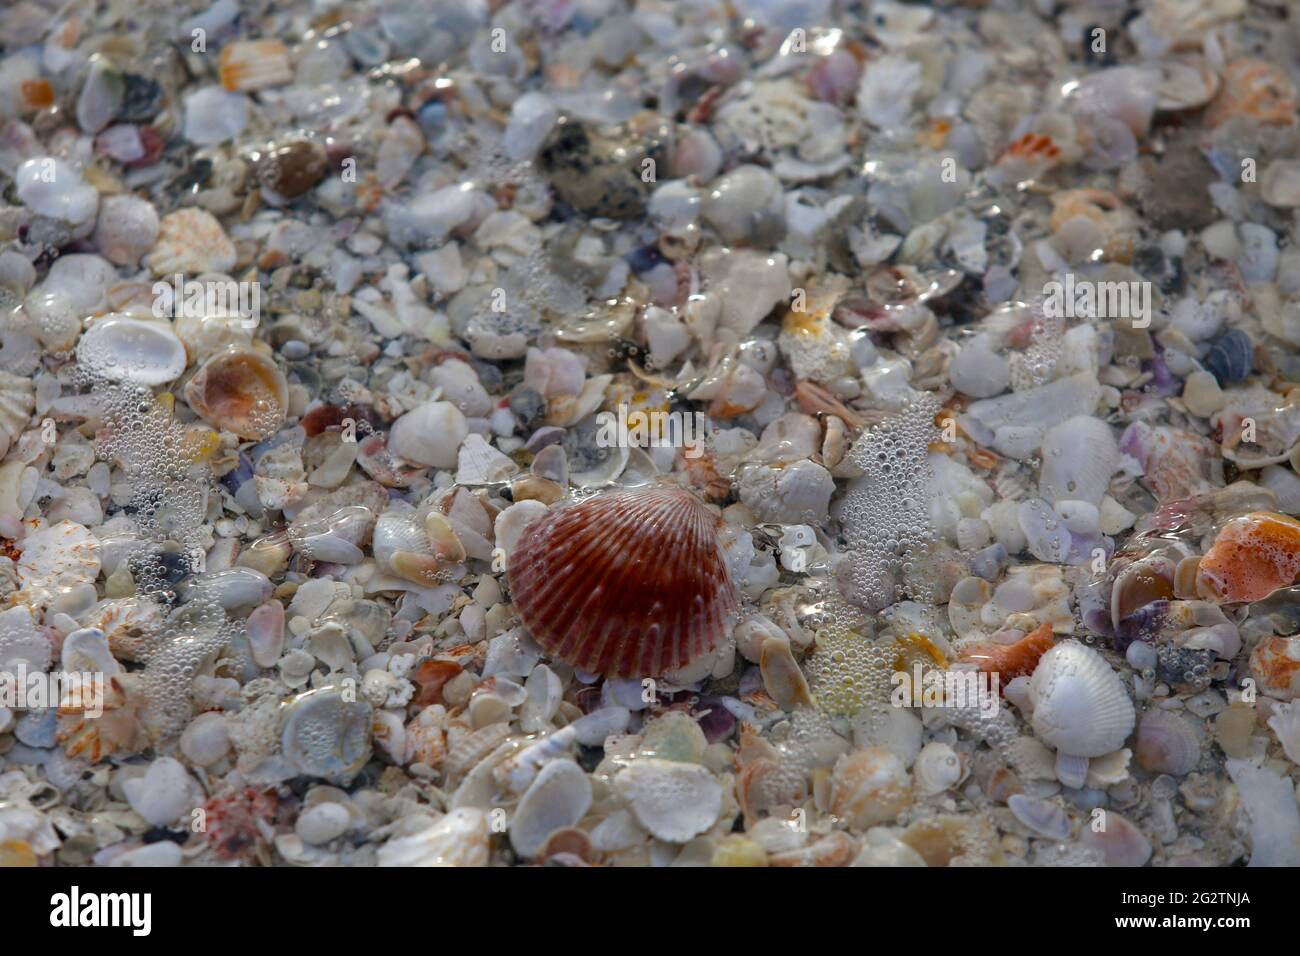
[1,0,1300,869]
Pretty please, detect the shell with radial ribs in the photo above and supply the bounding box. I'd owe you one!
[507,484,739,678]
[0,370,34,455]
[1028,640,1135,758]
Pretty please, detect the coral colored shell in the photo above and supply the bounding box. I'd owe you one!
[957,621,1055,683]
[507,485,738,678]
[1028,640,1135,758]
[1197,512,1300,604]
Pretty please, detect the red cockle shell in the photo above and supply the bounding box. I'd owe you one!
[507,485,739,678]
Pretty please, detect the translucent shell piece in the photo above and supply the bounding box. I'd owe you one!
[183,347,288,440]
[1196,512,1300,604]
[507,485,739,678]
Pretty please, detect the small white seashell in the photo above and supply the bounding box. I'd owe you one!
[503,92,559,162]
[378,808,490,867]
[1007,793,1070,840]
[179,712,231,767]
[914,741,962,795]
[967,371,1101,435]
[738,459,835,524]
[851,828,928,867]
[456,433,518,485]
[1029,640,1135,758]
[281,685,372,782]
[1054,500,1100,537]
[615,758,723,843]
[59,627,117,678]
[76,316,187,386]
[178,567,273,610]
[295,802,351,846]
[520,663,563,733]
[388,400,468,469]
[121,757,203,827]
[493,499,548,558]
[510,758,592,858]
[93,195,160,267]
[246,599,285,668]
[1225,760,1300,866]
[77,56,125,134]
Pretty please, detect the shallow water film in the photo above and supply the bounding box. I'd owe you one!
[0,0,1299,871]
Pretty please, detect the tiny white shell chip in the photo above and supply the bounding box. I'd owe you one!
[615,758,723,843]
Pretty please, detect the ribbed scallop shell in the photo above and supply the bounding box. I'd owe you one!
[1028,640,1135,758]
[1135,709,1200,775]
[507,484,738,678]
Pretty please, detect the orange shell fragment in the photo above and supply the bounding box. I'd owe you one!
[957,622,1055,683]
[1196,511,1300,604]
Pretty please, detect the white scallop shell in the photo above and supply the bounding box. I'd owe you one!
[1029,640,1135,758]
[1038,415,1119,505]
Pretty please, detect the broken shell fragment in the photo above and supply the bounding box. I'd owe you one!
[1196,512,1300,604]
